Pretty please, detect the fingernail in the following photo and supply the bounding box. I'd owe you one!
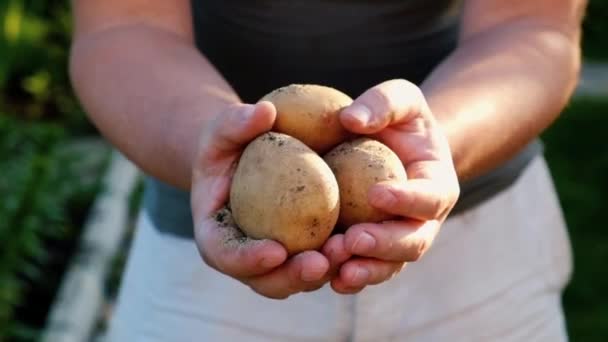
[301,267,323,282]
[346,104,372,125]
[352,232,376,254]
[351,267,370,286]
[371,188,396,207]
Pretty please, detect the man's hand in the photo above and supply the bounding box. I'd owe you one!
[323,79,460,294]
[190,102,349,299]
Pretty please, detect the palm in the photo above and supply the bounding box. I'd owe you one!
[321,79,460,294]
[190,102,336,299]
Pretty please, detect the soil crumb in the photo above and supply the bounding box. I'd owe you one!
[211,206,264,248]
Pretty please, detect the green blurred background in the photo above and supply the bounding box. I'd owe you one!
[0,1,607,341]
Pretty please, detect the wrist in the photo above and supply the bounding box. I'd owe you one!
[422,97,472,182]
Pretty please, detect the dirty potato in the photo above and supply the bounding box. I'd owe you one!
[324,138,407,228]
[230,132,340,255]
[261,84,353,153]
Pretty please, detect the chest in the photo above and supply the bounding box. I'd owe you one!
[195,0,462,35]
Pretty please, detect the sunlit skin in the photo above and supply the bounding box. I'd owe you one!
[70,0,586,298]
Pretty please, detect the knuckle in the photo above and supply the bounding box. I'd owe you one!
[390,79,421,98]
[368,87,395,113]
[410,83,424,98]
[345,225,370,248]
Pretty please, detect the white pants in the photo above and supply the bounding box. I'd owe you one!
[107,156,573,341]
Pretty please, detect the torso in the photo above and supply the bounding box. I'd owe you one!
[191,0,462,100]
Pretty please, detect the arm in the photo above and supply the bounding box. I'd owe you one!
[70,0,337,299]
[70,0,238,190]
[327,0,587,293]
[422,0,586,181]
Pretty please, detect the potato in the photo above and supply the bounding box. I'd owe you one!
[230,132,340,255]
[324,138,407,228]
[261,84,353,153]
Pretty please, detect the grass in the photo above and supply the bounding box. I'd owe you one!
[541,97,608,341]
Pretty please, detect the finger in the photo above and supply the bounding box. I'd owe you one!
[247,251,330,299]
[301,283,327,293]
[339,79,430,134]
[376,127,455,172]
[343,220,440,262]
[330,280,366,295]
[336,258,405,289]
[321,234,352,276]
[194,208,288,278]
[199,101,277,162]
[191,102,277,221]
[368,179,457,221]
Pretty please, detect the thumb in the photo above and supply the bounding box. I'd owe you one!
[201,101,277,162]
[339,79,428,134]
[191,101,276,220]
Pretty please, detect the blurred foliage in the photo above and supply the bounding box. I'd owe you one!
[582,0,608,61]
[0,2,99,340]
[541,97,608,342]
[0,116,105,341]
[0,0,93,133]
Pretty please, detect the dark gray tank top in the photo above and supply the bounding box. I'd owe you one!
[143,0,541,238]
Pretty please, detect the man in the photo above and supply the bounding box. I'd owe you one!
[70,0,585,340]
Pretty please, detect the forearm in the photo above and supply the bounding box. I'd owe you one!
[70,24,238,190]
[421,21,581,181]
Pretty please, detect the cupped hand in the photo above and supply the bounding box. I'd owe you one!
[325,79,460,294]
[190,102,345,299]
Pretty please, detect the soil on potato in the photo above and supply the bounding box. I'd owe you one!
[213,207,249,246]
[261,132,288,147]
